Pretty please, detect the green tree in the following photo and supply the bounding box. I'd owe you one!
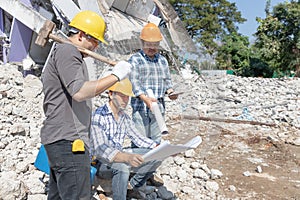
[254,1,300,76]
[169,0,246,55]
[216,32,250,70]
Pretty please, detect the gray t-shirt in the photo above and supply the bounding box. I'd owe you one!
[41,43,92,148]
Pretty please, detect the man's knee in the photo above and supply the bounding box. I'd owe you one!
[112,163,131,176]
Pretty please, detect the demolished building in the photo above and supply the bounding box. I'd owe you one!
[0,0,199,79]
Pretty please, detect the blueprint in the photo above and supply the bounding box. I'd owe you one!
[142,136,202,162]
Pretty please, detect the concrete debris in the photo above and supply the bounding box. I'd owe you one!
[256,165,263,173]
[0,63,299,199]
[243,171,251,177]
[228,185,236,192]
[205,181,219,192]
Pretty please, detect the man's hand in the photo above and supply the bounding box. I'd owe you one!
[166,89,177,100]
[112,61,132,81]
[139,94,157,109]
[168,92,179,100]
[125,153,144,167]
[113,152,144,167]
[167,89,182,100]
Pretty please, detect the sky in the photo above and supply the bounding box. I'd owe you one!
[227,0,287,42]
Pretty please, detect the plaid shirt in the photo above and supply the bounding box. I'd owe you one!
[90,103,156,163]
[129,50,173,112]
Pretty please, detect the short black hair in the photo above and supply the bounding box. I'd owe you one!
[67,27,79,37]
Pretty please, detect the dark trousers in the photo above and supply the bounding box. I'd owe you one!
[45,140,91,200]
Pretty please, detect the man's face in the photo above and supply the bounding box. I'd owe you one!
[111,91,129,111]
[142,41,160,58]
[81,32,99,51]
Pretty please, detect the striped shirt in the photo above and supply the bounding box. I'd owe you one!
[129,50,173,112]
[90,103,156,163]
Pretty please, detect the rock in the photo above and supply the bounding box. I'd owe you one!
[184,149,195,158]
[291,137,300,146]
[205,181,219,192]
[210,169,223,179]
[199,164,211,174]
[229,185,236,192]
[256,166,263,173]
[194,169,209,180]
[243,171,251,177]
[190,162,200,169]
[173,156,185,165]
[176,168,189,182]
[21,75,42,99]
[27,194,47,200]
[9,124,26,136]
[15,161,29,173]
[0,171,27,200]
[182,185,194,194]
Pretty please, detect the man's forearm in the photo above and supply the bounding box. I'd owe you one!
[73,75,118,102]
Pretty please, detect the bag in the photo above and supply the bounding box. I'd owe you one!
[34,144,50,174]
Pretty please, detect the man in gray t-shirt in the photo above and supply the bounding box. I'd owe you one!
[40,10,131,199]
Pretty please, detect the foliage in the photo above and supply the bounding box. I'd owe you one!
[254,1,300,76]
[216,32,250,70]
[169,0,246,55]
[169,0,300,77]
[236,58,274,78]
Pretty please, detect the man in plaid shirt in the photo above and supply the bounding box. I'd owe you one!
[90,79,161,200]
[129,23,178,145]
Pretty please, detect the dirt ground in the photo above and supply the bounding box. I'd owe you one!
[165,119,300,200]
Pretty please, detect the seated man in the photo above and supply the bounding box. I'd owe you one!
[90,78,161,200]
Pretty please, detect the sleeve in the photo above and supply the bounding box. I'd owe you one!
[54,44,85,96]
[124,116,156,149]
[128,54,146,97]
[90,111,120,163]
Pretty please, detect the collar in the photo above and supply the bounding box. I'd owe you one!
[140,50,159,62]
[98,102,112,115]
[100,102,125,117]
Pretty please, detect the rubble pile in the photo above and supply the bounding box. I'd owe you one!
[0,63,299,200]
[166,72,300,128]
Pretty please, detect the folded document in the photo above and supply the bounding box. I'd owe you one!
[142,136,202,162]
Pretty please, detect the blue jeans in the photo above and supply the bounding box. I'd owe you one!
[97,148,161,200]
[44,140,91,200]
[132,109,164,144]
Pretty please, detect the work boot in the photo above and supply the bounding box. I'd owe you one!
[148,173,164,187]
[137,183,156,194]
[127,189,146,199]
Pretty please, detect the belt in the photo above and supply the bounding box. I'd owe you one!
[157,97,165,109]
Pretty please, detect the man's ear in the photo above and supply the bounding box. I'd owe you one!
[78,31,84,41]
[108,91,113,99]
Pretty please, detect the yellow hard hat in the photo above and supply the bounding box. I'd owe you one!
[140,23,163,42]
[69,10,107,45]
[108,78,134,97]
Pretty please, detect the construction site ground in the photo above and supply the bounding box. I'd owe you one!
[165,119,300,200]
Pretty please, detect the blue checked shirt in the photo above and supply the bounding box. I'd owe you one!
[90,103,156,163]
[129,50,173,112]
